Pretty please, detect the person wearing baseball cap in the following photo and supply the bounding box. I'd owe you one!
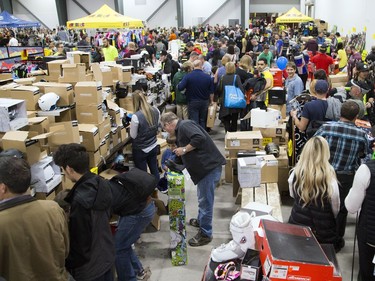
[290,79,330,132]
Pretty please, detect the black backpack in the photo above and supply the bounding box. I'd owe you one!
[108,168,158,216]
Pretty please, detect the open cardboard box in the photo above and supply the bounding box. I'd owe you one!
[2,130,53,165]
[10,86,40,111]
[78,124,100,152]
[91,63,114,86]
[33,82,74,107]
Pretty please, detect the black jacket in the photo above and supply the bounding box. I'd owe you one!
[175,120,226,184]
[359,161,375,245]
[65,172,114,281]
[288,181,339,249]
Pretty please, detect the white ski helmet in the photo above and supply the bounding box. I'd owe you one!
[38,92,60,111]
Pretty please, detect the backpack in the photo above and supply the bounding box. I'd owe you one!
[242,76,267,104]
[108,167,158,216]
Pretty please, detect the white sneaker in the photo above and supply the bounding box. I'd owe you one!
[211,240,246,262]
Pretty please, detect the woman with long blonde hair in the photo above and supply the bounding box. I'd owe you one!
[129,90,160,180]
[288,136,341,251]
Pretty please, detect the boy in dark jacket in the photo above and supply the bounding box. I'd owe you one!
[53,144,115,281]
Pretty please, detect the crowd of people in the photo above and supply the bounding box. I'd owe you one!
[3,21,375,280]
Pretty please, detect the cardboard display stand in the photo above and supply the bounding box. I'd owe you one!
[167,171,188,266]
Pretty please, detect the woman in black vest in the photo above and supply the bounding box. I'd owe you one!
[129,90,160,181]
[288,136,341,251]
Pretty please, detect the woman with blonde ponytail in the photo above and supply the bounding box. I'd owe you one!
[129,90,160,180]
[288,136,341,252]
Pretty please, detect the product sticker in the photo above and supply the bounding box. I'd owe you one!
[270,265,288,279]
[230,140,240,147]
[263,255,271,275]
[289,266,300,271]
[241,266,257,280]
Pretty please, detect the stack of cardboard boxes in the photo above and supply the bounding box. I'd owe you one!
[224,106,289,200]
[0,52,135,199]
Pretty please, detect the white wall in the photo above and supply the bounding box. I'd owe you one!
[249,0,300,13]
[13,0,59,29]
[67,0,117,22]
[146,0,177,29]
[314,0,375,52]
[207,0,241,27]
[123,0,165,21]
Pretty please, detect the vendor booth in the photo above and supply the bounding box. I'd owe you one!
[276,7,313,24]
[0,11,40,28]
[67,4,144,29]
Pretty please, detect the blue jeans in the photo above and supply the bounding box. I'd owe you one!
[132,146,160,181]
[115,202,155,281]
[197,165,222,237]
[188,99,209,129]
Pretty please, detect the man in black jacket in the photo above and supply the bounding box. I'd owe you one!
[53,144,115,281]
[161,112,226,247]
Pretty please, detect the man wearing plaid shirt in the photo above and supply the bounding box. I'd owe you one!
[315,100,369,251]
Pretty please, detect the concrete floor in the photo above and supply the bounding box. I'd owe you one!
[136,122,360,281]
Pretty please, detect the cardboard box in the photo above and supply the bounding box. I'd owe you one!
[14,77,36,85]
[0,83,19,98]
[33,82,74,107]
[225,158,232,183]
[27,117,50,134]
[253,123,286,138]
[48,121,80,147]
[10,86,40,111]
[256,220,341,281]
[107,99,122,127]
[237,157,261,188]
[59,63,86,83]
[76,104,104,124]
[99,134,110,157]
[78,124,100,152]
[251,108,281,128]
[258,154,279,183]
[75,81,103,106]
[91,63,114,87]
[110,127,120,147]
[329,73,348,84]
[118,95,134,112]
[0,98,28,132]
[206,102,217,128]
[117,65,133,83]
[66,51,91,70]
[30,156,62,193]
[97,117,111,139]
[61,174,74,190]
[225,131,263,150]
[47,59,69,81]
[88,149,101,168]
[2,131,50,164]
[27,111,37,118]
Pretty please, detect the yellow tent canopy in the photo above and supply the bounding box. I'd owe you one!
[67,4,143,29]
[276,7,313,24]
